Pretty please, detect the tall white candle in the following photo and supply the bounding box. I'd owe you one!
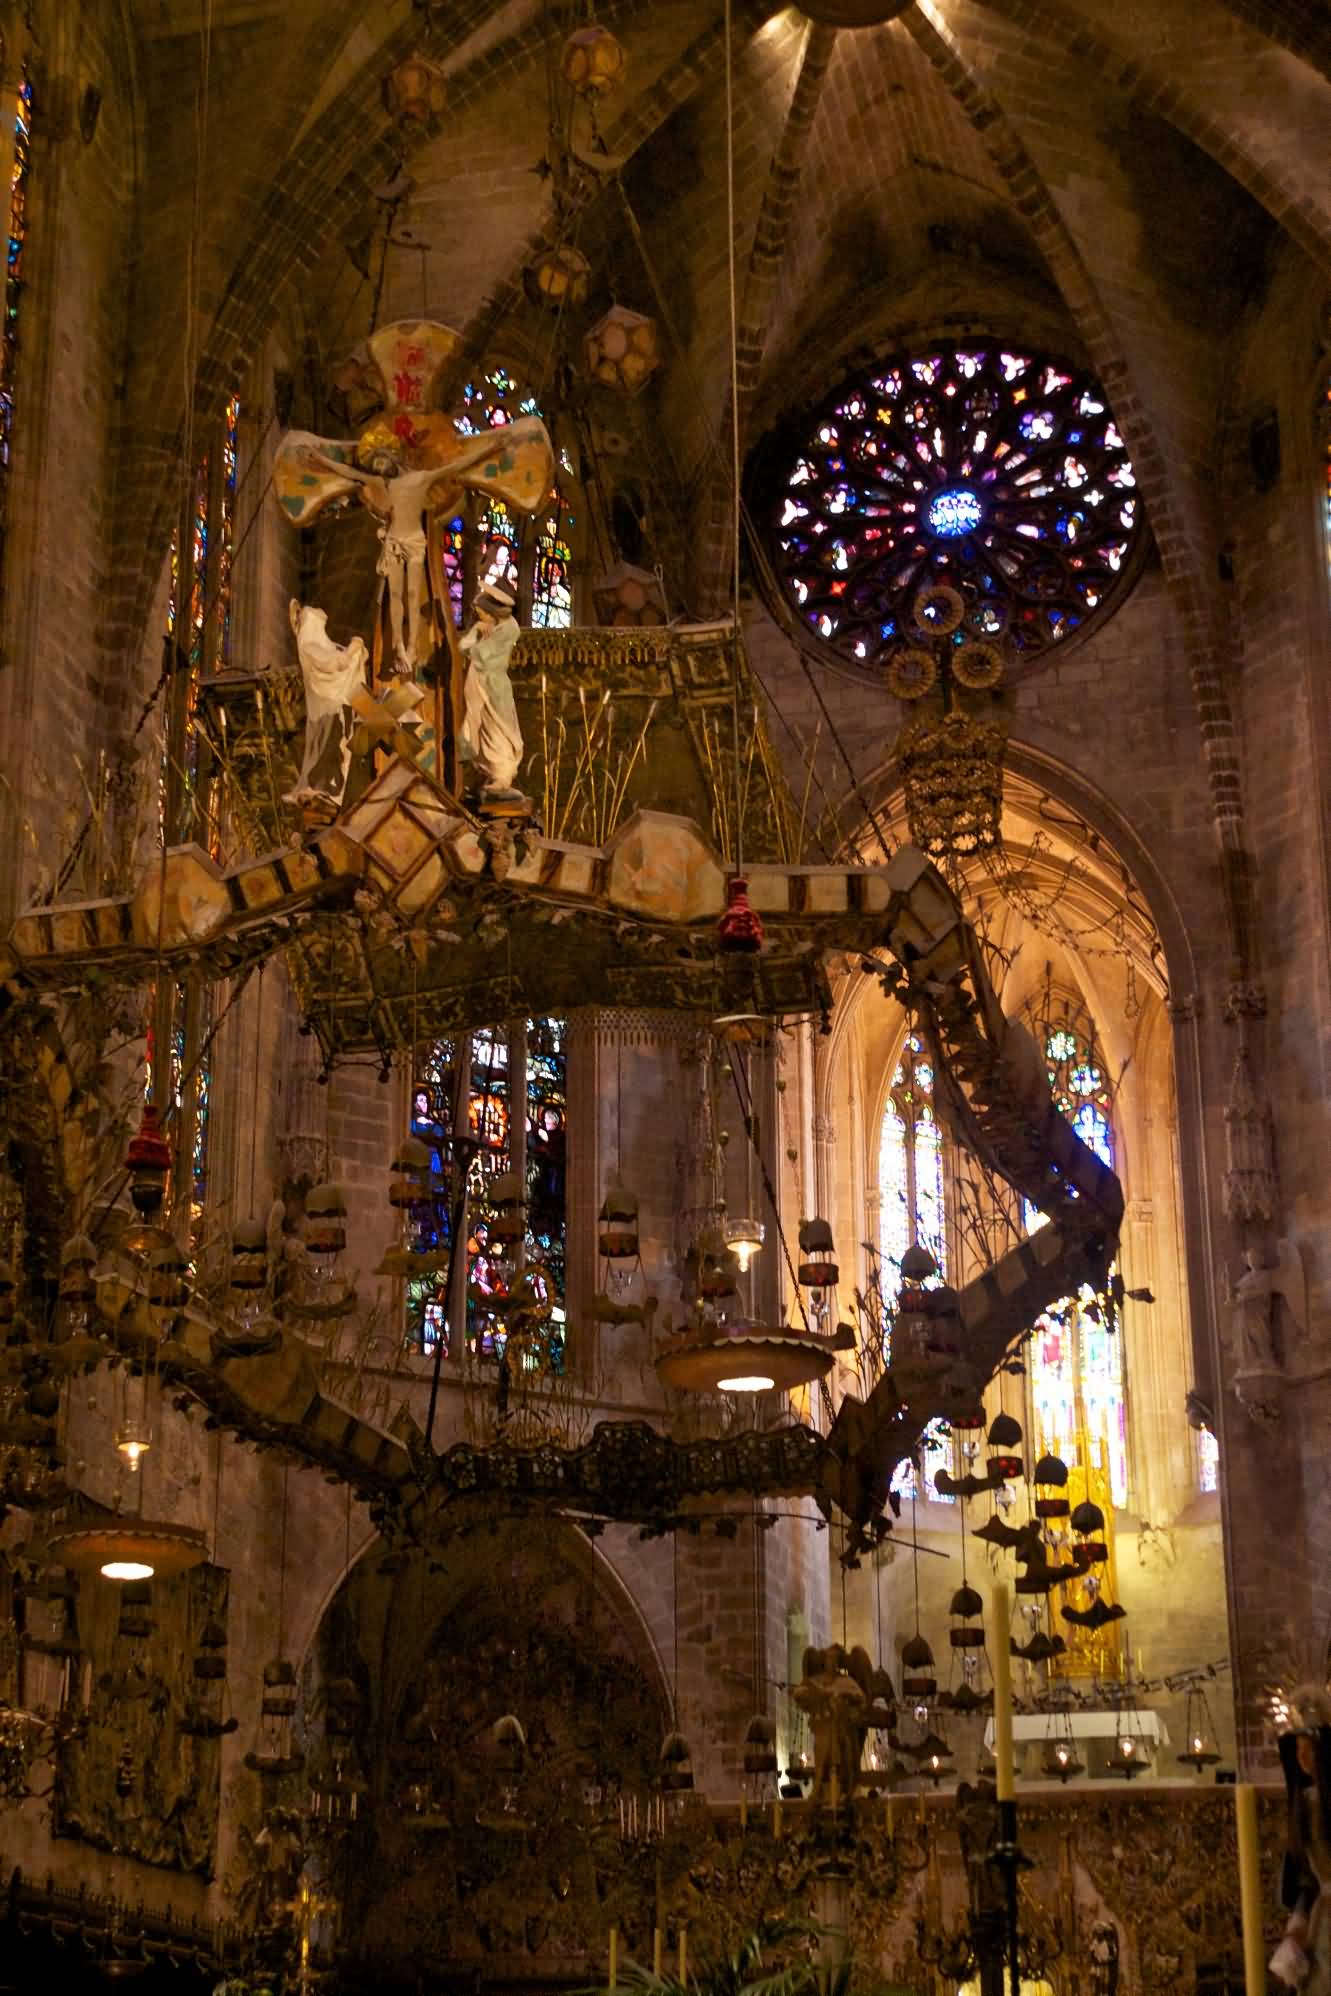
[991,1579,1015,1802]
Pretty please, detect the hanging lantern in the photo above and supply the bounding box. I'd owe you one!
[592,561,668,628]
[742,1712,778,1777]
[146,1238,190,1332]
[900,1632,936,1701]
[486,1170,526,1247]
[525,242,592,311]
[1010,1626,1067,1664]
[658,1729,694,1793]
[598,1187,640,1261]
[987,1410,1024,1482]
[389,1136,434,1211]
[696,1226,738,1301]
[193,1617,228,1681]
[382,52,447,133]
[723,1215,765,1274]
[948,1584,985,1650]
[228,1217,269,1294]
[1033,1452,1070,1518]
[585,305,660,394]
[304,1183,347,1259]
[656,1318,833,1395]
[561,24,628,97]
[57,1235,97,1338]
[114,1373,153,1471]
[126,1105,171,1218]
[245,1658,304,1777]
[47,1517,208,1584]
[1042,1716,1084,1782]
[797,1218,838,1289]
[1176,1686,1222,1771]
[717,876,764,954]
[1069,1498,1109,1566]
[1109,1725,1147,1780]
[117,1579,155,1643]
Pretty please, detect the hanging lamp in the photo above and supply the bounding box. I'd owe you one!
[655,1318,833,1395]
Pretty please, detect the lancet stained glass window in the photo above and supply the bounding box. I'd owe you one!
[408,1018,567,1361]
[0,60,31,597]
[768,342,1142,677]
[878,1034,952,1502]
[450,365,576,628]
[1023,1014,1129,1507]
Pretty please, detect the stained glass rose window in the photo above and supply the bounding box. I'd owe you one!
[764,342,1145,677]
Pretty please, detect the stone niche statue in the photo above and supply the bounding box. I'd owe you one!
[1219,1237,1309,1417]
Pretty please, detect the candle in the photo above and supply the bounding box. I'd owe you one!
[609,1927,618,1990]
[739,1796,748,1831]
[991,1579,1015,1802]
[653,1929,663,1978]
[1235,1784,1265,1996]
[679,1927,688,1984]
[773,1797,783,1839]
[828,1772,839,1813]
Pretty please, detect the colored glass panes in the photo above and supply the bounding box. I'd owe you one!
[879,1033,951,1503]
[0,64,32,592]
[769,342,1142,672]
[215,394,239,664]
[454,367,574,625]
[408,1019,567,1360]
[1197,1424,1219,1494]
[1024,1017,1129,1506]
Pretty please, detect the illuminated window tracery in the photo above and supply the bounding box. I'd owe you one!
[768,341,1142,676]
[451,366,577,628]
[0,59,31,602]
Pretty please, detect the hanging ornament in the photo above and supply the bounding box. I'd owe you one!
[125,1105,171,1217]
[742,1713,778,1777]
[1033,1452,1071,1518]
[561,24,628,97]
[948,1584,985,1652]
[986,1410,1024,1483]
[524,243,592,311]
[228,1217,269,1296]
[382,52,447,134]
[900,1632,936,1702]
[193,1617,228,1682]
[797,1218,838,1289]
[598,1186,640,1261]
[723,1214,765,1274]
[389,1136,434,1211]
[717,876,764,953]
[1041,1712,1084,1782]
[658,1729,695,1793]
[1176,1684,1223,1772]
[246,1658,304,1777]
[585,305,660,393]
[656,1316,833,1395]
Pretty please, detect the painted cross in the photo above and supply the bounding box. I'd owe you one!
[274,319,554,794]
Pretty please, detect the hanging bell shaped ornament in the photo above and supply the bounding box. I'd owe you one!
[948,1583,986,1649]
[561,23,628,96]
[229,1216,269,1293]
[598,1186,640,1261]
[57,1233,97,1338]
[696,1226,739,1302]
[304,1183,347,1259]
[193,1617,228,1680]
[798,1217,838,1289]
[389,1136,434,1211]
[658,1729,695,1793]
[1034,1452,1070,1518]
[1070,1497,1109,1566]
[126,1105,171,1218]
[901,1632,937,1700]
[987,1410,1024,1482]
[742,1713,778,1776]
[717,876,764,954]
[486,1169,527,1248]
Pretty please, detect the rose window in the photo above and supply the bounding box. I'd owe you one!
[766,341,1144,676]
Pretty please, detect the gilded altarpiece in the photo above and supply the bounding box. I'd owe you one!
[55,1564,228,1876]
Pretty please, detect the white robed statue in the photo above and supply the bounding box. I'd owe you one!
[460,581,524,800]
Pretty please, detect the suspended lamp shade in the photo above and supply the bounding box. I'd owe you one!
[304,1183,347,1256]
[948,1583,985,1648]
[987,1409,1024,1481]
[899,1242,937,1283]
[658,1729,695,1792]
[382,52,447,132]
[988,1411,1022,1448]
[47,1519,208,1584]
[901,1631,936,1699]
[389,1135,434,1208]
[598,1185,640,1260]
[798,1217,838,1289]
[723,1216,765,1273]
[1034,1451,1071,1517]
[561,24,628,96]
[229,1216,269,1291]
[585,305,659,393]
[525,243,592,311]
[717,876,764,953]
[742,1712,778,1775]
[655,1321,833,1395]
[126,1104,171,1214]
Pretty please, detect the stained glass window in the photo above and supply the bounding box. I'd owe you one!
[0,62,32,599]
[450,366,576,628]
[1197,1424,1219,1494]
[408,1018,567,1362]
[878,1034,952,1503]
[1023,1015,1129,1507]
[767,341,1142,676]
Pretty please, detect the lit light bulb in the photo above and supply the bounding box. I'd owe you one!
[101,1559,154,1582]
[1192,1735,1204,1755]
[1119,1736,1136,1759]
[117,1436,150,1470]
[929,1754,940,1773]
[717,1374,776,1394]
[1056,1744,1070,1767]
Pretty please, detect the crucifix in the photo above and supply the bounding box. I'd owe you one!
[284,1871,336,1996]
[274,319,554,796]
